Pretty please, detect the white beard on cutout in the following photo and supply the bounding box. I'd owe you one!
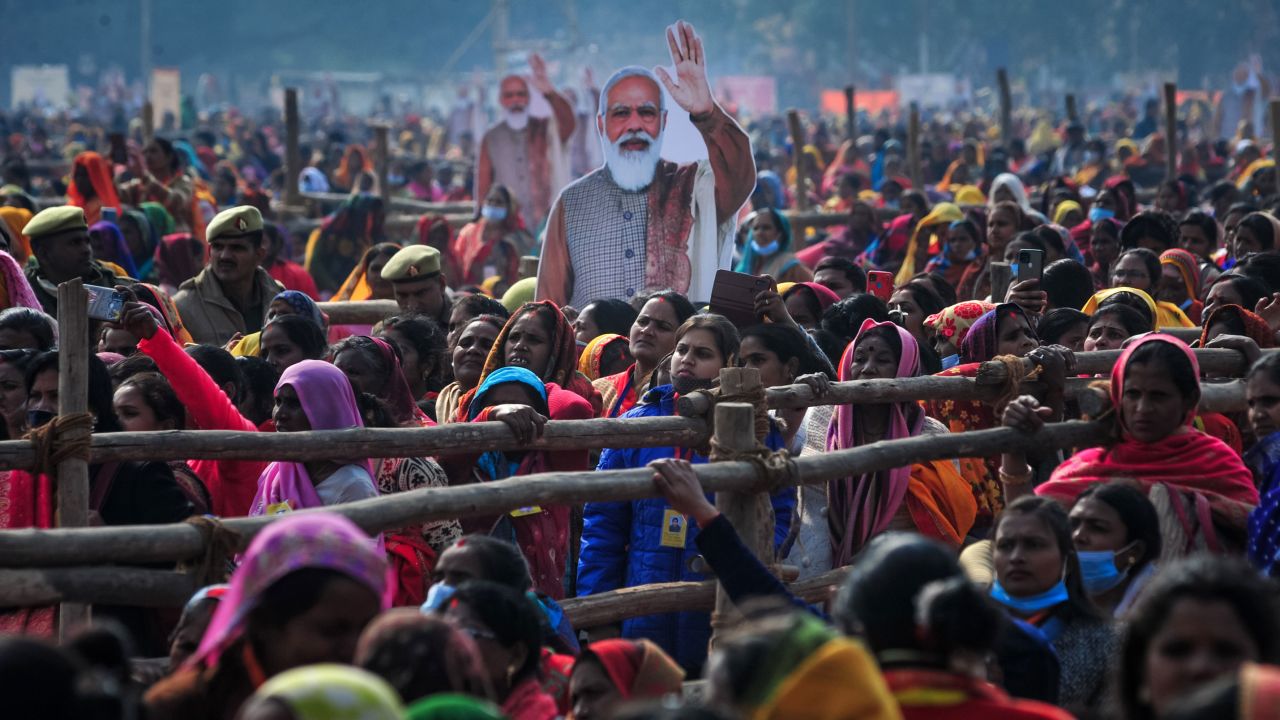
[504,108,529,131]
[602,129,664,191]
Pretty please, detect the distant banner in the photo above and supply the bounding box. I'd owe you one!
[11,65,70,109]
[151,68,182,129]
[896,73,963,107]
[820,89,899,118]
[716,76,777,117]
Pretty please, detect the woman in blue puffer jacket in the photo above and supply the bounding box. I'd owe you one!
[577,313,795,675]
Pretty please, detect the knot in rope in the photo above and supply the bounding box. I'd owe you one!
[708,441,798,495]
[988,355,1042,412]
[693,379,771,455]
[179,516,242,587]
[23,412,94,477]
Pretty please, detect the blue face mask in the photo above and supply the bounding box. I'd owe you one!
[1078,547,1133,595]
[27,409,55,429]
[481,205,508,222]
[1089,207,1116,223]
[751,238,780,256]
[420,582,456,612]
[941,353,961,370]
[990,577,1070,614]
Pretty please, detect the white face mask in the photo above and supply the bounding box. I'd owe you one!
[601,129,664,191]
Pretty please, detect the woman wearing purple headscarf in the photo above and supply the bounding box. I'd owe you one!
[249,359,378,515]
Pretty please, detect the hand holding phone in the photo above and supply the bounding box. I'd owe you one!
[1016,248,1044,284]
[867,271,894,302]
[710,269,773,328]
[85,285,127,323]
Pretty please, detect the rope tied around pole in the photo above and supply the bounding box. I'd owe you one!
[986,355,1043,412]
[179,516,242,587]
[23,413,94,477]
[690,380,772,455]
[709,440,799,495]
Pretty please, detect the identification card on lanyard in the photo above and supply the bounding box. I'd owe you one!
[660,509,688,548]
[265,500,294,515]
[511,506,543,517]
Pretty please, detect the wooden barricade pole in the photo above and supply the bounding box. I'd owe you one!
[710,367,774,645]
[908,103,923,190]
[1066,94,1078,124]
[283,88,302,208]
[519,256,540,280]
[997,68,1012,148]
[1270,100,1280,164]
[56,279,90,639]
[844,85,856,143]
[142,101,155,144]
[374,125,390,206]
[1164,82,1178,181]
[786,109,810,212]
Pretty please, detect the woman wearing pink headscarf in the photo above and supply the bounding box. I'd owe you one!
[0,249,40,310]
[249,359,378,515]
[825,319,976,565]
[145,513,389,720]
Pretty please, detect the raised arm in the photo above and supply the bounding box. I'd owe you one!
[529,53,576,143]
[127,303,257,433]
[655,21,754,226]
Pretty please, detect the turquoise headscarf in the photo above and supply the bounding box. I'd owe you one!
[735,207,793,274]
[467,366,548,420]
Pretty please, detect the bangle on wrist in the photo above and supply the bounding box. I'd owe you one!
[999,466,1033,487]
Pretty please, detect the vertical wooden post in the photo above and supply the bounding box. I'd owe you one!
[997,68,1012,148]
[283,88,302,208]
[56,279,90,639]
[1065,94,1078,124]
[1270,100,1280,164]
[518,256,540,280]
[1164,82,1178,181]
[907,103,923,190]
[786,109,809,211]
[142,101,155,144]
[844,85,856,143]
[710,367,774,646]
[374,125,390,205]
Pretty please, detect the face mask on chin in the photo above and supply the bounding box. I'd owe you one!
[671,375,715,395]
[750,238,780,256]
[420,581,456,612]
[27,409,55,430]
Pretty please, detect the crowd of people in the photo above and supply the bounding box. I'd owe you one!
[3,17,1280,720]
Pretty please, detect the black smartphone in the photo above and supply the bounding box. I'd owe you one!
[108,132,128,165]
[85,285,126,323]
[710,269,772,328]
[1017,248,1045,283]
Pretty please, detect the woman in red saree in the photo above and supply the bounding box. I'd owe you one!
[451,185,534,287]
[446,366,592,598]
[459,300,601,414]
[1004,334,1257,556]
